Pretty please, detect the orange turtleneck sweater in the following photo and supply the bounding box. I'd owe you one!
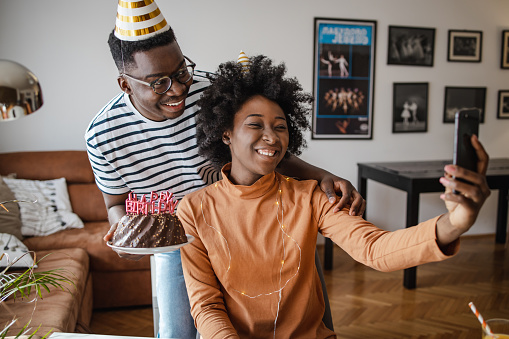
[178,164,458,339]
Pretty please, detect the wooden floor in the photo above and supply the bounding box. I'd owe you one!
[90,234,509,338]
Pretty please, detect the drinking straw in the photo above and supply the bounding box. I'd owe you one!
[469,302,493,336]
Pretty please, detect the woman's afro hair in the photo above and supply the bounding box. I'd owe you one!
[196,55,313,170]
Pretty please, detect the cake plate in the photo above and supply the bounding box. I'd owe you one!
[107,235,195,255]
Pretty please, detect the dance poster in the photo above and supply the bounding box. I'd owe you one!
[312,18,376,139]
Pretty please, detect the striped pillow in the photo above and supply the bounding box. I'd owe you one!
[3,178,84,237]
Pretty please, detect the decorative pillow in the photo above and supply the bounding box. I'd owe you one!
[0,233,36,268]
[0,175,24,241]
[3,177,84,237]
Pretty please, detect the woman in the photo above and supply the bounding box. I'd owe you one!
[178,54,490,338]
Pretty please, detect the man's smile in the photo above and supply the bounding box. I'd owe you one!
[163,99,184,107]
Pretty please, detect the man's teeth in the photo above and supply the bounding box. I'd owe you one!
[257,150,276,156]
[164,100,183,107]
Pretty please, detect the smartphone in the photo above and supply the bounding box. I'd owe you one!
[453,109,480,192]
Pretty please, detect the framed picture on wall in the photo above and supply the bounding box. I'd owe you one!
[387,26,435,66]
[447,30,483,62]
[312,17,376,139]
[497,90,509,119]
[392,83,428,133]
[501,30,509,69]
[443,86,486,123]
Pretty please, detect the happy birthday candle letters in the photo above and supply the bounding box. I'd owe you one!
[125,191,178,215]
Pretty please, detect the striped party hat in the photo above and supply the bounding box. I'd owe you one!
[114,0,170,41]
[237,51,251,74]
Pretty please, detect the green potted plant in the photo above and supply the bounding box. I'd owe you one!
[0,201,75,339]
[1,250,75,339]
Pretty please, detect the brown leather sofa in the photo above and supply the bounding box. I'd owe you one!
[0,151,152,334]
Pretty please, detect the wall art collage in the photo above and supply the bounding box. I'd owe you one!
[312,18,508,139]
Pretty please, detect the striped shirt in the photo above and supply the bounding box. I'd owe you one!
[85,77,220,201]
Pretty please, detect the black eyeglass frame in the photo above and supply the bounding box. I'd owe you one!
[120,56,196,95]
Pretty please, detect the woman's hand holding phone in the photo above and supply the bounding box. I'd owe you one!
[436,135,490,247]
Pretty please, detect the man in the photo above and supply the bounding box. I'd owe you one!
[85,1,365,338]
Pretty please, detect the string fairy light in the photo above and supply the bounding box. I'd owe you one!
[199,178,302,337]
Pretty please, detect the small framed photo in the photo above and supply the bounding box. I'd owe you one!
[392,83,428,133]
[497,90,509,119]
[448,30,483,62]
[501,30,509,69]
[443,86,486,123]
[388,26,435,66]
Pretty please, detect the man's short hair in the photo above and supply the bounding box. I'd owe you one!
[107,28,177,73]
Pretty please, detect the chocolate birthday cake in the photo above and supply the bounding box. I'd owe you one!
[111,191,187,248]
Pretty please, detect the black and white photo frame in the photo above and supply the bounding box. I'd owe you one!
[443,86,486,123]
[501,30,509,69]
[497,90,509,119]
[387,26,435,66]
[447,30,483,62]
[392,83,428,133]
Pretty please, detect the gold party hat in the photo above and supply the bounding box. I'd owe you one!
[237,51,251,74]
[114,0,170,41]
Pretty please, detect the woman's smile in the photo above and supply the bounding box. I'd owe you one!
[256,148,278,157]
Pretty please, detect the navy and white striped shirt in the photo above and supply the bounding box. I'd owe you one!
[85,77,220,200]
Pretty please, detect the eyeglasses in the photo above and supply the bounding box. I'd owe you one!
[121,56,196,95]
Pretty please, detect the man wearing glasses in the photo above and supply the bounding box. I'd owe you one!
[118,54,197,121]
[85,1,364,338]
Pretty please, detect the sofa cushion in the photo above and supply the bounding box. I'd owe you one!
[3,177,84,236]
[0,176,24,241]
[67,183,108,222]
[0,248,90,335]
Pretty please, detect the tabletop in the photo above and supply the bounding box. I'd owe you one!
[49,333,159,339]
[358,158,509,178]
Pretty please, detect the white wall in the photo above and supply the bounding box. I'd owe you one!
[0,0,507,236]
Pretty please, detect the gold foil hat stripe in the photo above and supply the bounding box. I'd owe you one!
[114,0,170,41]
[117,7,161,23]
[118,0,154,9]
[115,18,168,37]
[237,51,251,74]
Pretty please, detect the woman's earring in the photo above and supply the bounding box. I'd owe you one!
[222,136,230,145]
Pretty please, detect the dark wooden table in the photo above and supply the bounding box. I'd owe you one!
[322,158,509,289]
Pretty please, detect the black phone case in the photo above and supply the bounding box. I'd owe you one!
[453,109,480,172]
